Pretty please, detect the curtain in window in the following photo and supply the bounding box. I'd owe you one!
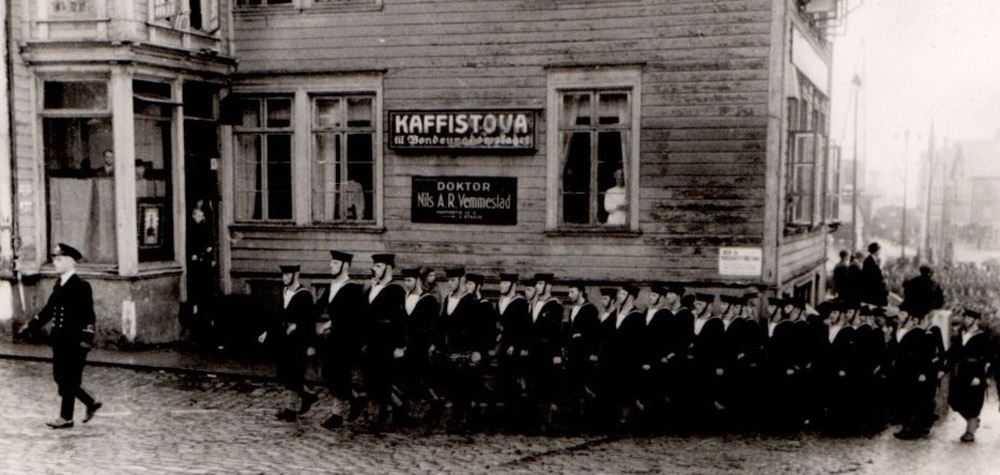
[49,177,116,263]
[235,134,261,220]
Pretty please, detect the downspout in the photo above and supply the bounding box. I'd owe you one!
[0,0,17,322]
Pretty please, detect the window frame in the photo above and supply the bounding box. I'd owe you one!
[784,74,830,230]
[227,74,384,230]
[232,95,296,223]
[309,93,377,224]
[39,77,116,266]
[546,67,641,232]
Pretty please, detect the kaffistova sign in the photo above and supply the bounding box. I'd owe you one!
[412,176,517,225]
[390,110,535,152]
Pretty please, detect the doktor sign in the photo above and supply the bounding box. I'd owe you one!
[389,110,535,152]
[412,176,517,225]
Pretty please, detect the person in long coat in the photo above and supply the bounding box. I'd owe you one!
[316,250,365,429]
[947,308,994,442]
[19,244,101,429]
[861,242,888,306]
[258,264,318,422]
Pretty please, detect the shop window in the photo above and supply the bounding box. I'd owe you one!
[134,80,176,262]
[233,96,293,222]
[310,95,375,223]
[42,80,116,264]
[557,90,631,227]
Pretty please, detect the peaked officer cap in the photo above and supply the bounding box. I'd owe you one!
[964,308,982,319]
[372,253,395,267]
[279,264,300,273]
[329,250,353,263]
[52,243,83,261]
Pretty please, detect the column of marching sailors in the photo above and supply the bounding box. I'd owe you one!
[261,249,995,441]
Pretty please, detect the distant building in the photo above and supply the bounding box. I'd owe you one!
[920,131,1000,261]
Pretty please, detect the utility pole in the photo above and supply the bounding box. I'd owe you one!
[851,75,861,253]
[923,123,935,264]
[901,131,909,259]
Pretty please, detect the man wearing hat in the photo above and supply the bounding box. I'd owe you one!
[902,265,945,319]
[399,266,443,426]
[18,243,101,428]
[317,250,365,429]
[635,283,672,428]
[947,308,992,442]
[890,302,939,440]
[359,253,407,432]
[496,272,530,427]
[599,284,644,430]
[444,272,495,432]
[861,242,888,307]
[525,273,565,431]
[564,281,600,428]
[258,264,318,421]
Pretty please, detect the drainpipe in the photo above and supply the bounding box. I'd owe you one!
[0,0,16,323]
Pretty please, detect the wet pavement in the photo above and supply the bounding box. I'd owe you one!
[1,358,998,475]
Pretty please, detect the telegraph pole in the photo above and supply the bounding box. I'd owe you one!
[901,131,909,259]
[851,75,861,252]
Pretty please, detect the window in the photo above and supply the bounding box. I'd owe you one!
[42,80,116,264]
[558,90,631,226]
[825,145,841,221]
[547,68,640,231]
[133,80,176,262]
[233,97,293,221]
[785,74,830,228]
[311,95,375,223]
[235,0,292,5]
[153,0,220,33]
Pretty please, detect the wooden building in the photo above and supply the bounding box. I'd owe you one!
[0,0,842,345]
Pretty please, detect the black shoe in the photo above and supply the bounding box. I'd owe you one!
[276,408,298,422]
[299,392,319,415]
[83,401,103,423]
[322,414,344,430]
[46,417,74,429]
[346,401,365,422]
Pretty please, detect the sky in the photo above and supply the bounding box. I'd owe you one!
[829,0,1000,203]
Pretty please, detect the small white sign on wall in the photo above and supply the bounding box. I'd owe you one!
[719,247,763,277]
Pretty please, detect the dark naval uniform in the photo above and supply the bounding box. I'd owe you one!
[362,280,407,417]
[268,284,316,393]
[948,330,993,420]
[497,287,530,409]
[25,271,99,424]
[526,293,566,421]
[565,299,600,415]
[318,281,365,402]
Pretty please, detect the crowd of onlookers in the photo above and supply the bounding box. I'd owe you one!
[881,257,1000,333]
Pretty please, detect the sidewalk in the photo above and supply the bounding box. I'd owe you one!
[0,341,277,380]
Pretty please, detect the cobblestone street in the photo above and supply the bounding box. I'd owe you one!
[1,358,998,475]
